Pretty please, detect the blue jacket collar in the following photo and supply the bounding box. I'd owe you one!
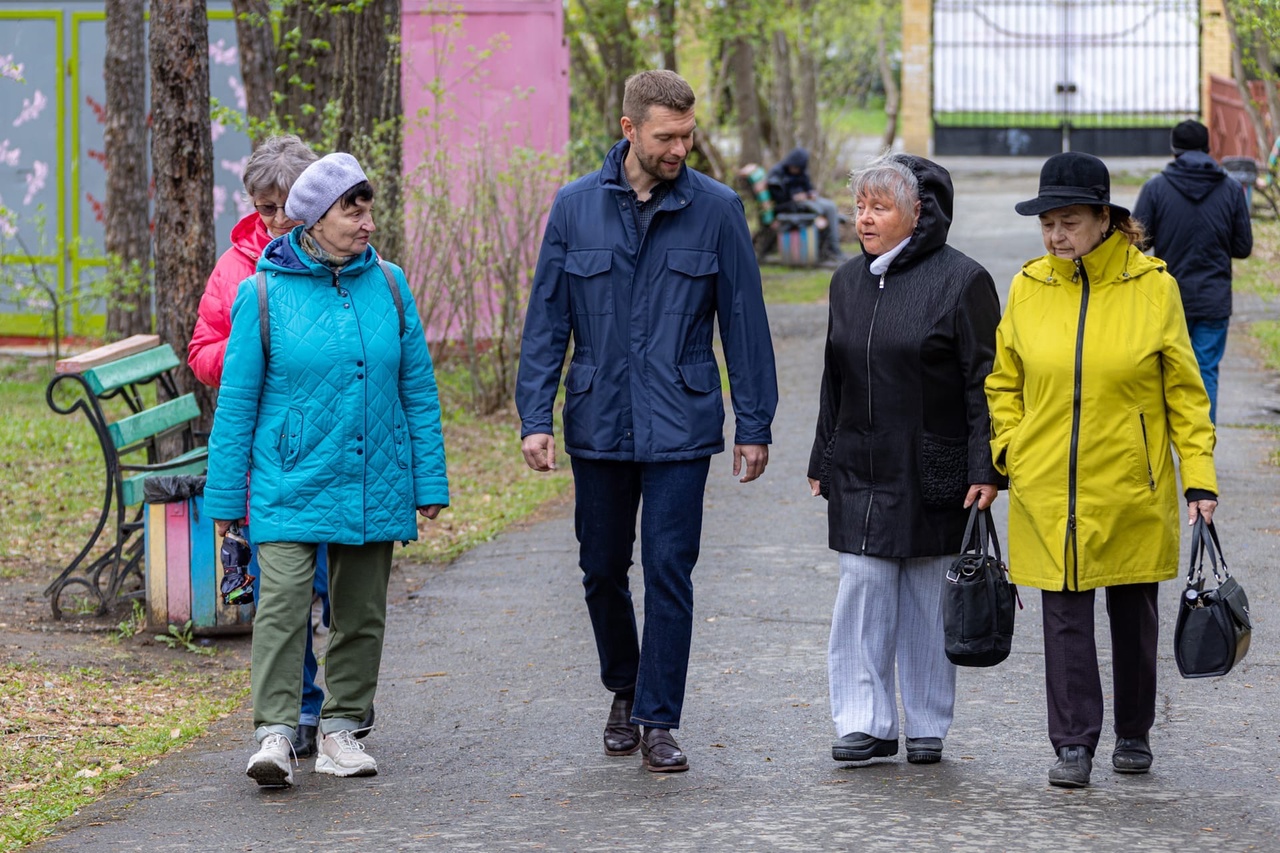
[600,139,694,210]
[259,226,379,276]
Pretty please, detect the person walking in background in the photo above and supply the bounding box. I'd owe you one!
[188,134,345,761]
[516,70,778,773]
[768,147,849,266]
[807,153,1001,767]
[988,152,1218,789]
[1133,119,1253,422]
[206,153,449,788]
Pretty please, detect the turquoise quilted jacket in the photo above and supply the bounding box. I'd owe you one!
[205,229,450,544]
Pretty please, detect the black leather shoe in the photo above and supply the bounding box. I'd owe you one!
[832,732,898,762]
[355,703,376,740]
[603,694,640,756]
[905,736,943,764]
[1112,735,1152,774]
[1049,745,1093,788]
[291,723,317,758]
[640,727,688,773]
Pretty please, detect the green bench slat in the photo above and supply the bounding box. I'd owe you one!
[82,345,180,395]
[107,394,202,449]
[121,447,208,506]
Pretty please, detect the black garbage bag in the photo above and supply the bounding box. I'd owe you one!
[142,474,206,503]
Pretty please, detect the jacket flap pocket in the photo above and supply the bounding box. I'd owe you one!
[565,249,613,277]
[565,362,598,394]
[666,249,720,278]
[678,362,722,393]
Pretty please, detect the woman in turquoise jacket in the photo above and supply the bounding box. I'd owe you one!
[206,153,449,789]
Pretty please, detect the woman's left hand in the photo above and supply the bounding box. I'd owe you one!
[418,505,444,520]
[1187,499,1217,525]
[964,484,999,510]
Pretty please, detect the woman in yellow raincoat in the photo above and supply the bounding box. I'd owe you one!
[986,152,1218,789]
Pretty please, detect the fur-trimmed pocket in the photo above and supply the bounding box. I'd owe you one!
[919,433,968,508]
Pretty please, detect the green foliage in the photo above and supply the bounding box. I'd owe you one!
[114,600,148,641]
[760,264,835,304]
[153,620,216,656]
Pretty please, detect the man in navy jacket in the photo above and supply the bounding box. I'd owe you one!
[516,70,778,773]
[1134,120,1253,421]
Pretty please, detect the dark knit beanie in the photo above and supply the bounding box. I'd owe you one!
[1171,120,1210,155]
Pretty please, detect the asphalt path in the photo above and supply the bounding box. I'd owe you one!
[30,160,1280,852]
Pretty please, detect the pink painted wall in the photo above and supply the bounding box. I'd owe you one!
[401,0,570,175]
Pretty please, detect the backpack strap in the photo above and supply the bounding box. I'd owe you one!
[378,259,405,338]
[255,271,270,360]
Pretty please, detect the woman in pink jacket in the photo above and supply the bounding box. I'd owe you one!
[190,135,368,760]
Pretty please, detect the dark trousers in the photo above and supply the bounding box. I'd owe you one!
[1041,583,1159,753]
[571,456,711,729]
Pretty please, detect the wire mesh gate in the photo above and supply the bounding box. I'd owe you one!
[932,0,1201,156]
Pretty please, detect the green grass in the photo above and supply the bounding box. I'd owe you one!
[0,665,249,851]
[1250,320,1280,373]
[1236,219,1280,300]
[760,264,834,304]
[934,111,1180,129]
[826,106,887,138]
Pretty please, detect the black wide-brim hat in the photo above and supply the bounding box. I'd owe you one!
[1015,151,1130,220]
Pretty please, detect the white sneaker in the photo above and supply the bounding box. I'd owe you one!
[246,732,294,787]
[315,729,378,777]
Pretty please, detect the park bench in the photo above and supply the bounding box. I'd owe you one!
[44,334,207,618]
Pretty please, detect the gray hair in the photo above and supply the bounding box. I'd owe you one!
[849,154,919,215]
[242,134,318,198]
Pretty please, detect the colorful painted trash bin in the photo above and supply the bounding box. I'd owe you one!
[775,212,821,267]
[143,475,254,635]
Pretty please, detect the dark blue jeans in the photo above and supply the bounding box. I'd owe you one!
[1187,316,1229,423]
[571,456,711,729]
[248,528,329,726]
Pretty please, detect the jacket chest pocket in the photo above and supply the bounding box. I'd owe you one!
[566,249,614,315]
[664,249,718,315]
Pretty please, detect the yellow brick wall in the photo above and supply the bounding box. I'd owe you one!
[1201,0,1232,123]
[900,0,932,155]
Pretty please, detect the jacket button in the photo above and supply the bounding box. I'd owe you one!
[357,360,364,367]
[357,373,364,379]
[344,303,350,308]
[356,448,363,456]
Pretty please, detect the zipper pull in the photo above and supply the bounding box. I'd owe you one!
[878,273,885,290]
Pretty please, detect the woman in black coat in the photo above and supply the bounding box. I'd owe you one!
[807,153,1002,765]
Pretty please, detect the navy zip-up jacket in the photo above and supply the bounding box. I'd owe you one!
[1133,151,1253,320]
[516,140,778,461]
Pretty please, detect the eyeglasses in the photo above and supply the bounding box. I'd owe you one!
[254,203,285,218]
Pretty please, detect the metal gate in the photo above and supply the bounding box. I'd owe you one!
[933,0,1201,156]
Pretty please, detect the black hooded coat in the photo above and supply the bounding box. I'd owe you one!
[1132,151,1252,320]
[807,155,1003,557]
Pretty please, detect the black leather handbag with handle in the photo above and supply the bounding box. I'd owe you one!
[1174,519,1251,678]
[943,504,1020,667]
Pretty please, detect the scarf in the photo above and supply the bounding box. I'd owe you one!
[299,228,356,271]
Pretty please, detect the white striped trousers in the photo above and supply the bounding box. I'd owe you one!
[828,552,957,740]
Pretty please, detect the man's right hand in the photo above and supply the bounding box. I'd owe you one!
[214,519,245,537]
[522,433,556,472]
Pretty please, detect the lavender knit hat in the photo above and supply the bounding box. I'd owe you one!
[285,152,368,227]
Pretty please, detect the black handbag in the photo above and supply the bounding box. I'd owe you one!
[943,505,1020,667]
[1174,519,1251,678]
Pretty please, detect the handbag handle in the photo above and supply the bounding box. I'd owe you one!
[959,503,1003,566]
[1187,518,1230,589]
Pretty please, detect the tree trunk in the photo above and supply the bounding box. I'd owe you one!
[731,36,762,166]
[275,0,405,263]
[103,0,151,339]
[877,15,900,154]
[657,0,678,72]
[150,0,216,424]
[231,0,276,140]
[797,0,820,154]
[771,28,795,160]
[1222,1,1269,158]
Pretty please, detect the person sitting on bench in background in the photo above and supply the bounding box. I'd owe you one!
[768,147,849,266]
